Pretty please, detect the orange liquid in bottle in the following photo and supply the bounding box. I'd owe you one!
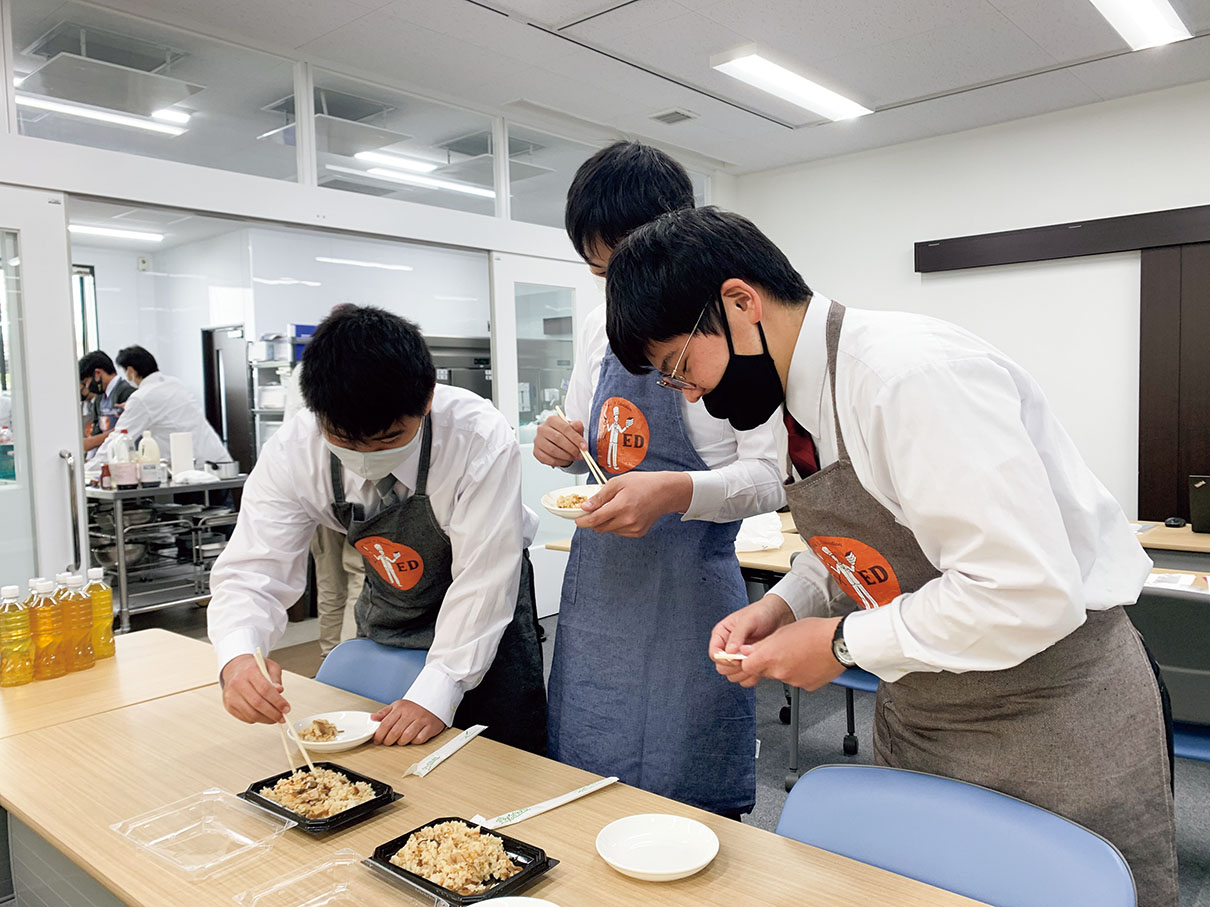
[85,569,115,659]
[30,581,66,680]
[62,576,95,672]
[0,585,34,687]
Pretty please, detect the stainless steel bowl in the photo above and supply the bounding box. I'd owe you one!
[94,543,147,568]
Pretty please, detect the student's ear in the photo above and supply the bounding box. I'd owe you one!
[720,278,764,323]
[423,391,434,415]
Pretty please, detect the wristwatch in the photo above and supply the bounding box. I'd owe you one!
[831,615,857,668]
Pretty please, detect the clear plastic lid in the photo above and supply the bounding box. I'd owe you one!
[234,850,431,906]
[1,585,18,598]
[110,788,296,880]
[87,567,104,581]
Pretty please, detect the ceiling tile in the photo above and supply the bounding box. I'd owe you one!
[1170,0,1210,31]
[557,0,690,41]
[1067,34,1210,99]
[215,0,384,50]
[491,0,623,28]
[995,0,1127,61]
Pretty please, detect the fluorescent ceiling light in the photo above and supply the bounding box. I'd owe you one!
[253,276,321,287]
[69,224,164,242]
[315,256,413,272]
[326,163,495,200]
[15,95,186,136]
[354,151,439,173]
[152,107,192,125]
[712,53,871,121]
[1086,0,1191,50]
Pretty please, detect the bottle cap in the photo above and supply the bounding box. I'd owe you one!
[28,576,46,588]
[32,579,54,594]
[66,575,84,588]
[54,572,68,584]
[1,585,18,598]
[87,568,104,581]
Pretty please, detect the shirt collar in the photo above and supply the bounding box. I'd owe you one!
[104,374,121,397]
[785,292,831,438]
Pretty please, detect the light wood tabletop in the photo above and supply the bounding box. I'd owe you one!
[0,628,218,740]
[1133,522,1210,554]
[547,531,809,575]
[0,675,986,907]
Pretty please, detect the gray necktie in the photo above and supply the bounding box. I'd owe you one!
[376,476,402,512]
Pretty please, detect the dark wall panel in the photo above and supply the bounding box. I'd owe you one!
[1179,243,1210,519]
[1139,247,1183,521]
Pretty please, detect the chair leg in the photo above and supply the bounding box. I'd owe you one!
[779,683,792,724]
[843,687,859,756]
[785,686,801,791]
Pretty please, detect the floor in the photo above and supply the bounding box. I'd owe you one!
[140,602,1210,905]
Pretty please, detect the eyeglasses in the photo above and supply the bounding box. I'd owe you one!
[657,300,712,391]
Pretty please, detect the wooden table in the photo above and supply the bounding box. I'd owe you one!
[0,673,984,906]
[1133,522,1210,553]
[547,530,808,580]
[0,628,217,740]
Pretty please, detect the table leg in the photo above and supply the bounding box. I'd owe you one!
[114,498,130,633]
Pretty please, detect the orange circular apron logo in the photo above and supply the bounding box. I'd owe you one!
[354,537,425,591]
[806,536,902,609]
[596,396,649,474]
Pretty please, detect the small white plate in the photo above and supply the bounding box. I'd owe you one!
[596,813,719,882]
[291,711,379,753]
[540,485,595,521]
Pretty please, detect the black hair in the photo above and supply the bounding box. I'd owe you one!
[78,350,116,380]
[605,207,812,375]
[115,345,159,379]
[565,141,695,263]
[300,305,436,441]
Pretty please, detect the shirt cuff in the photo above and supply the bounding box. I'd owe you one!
[841,605,910,682]
[213,627,267,677]
[682,470,726,521]
[403,663,464,728]
[770,570,824,621]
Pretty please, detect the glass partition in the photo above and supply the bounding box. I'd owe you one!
[9,0,297,180]
[312,70,497,217]
[506,125,600,229]
[0,232,37,581]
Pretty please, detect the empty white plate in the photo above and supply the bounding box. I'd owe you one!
[540,486,595,520]
[290,711,379,753]
[595,814,719,882]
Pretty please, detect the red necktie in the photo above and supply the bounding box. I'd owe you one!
[783,409,818,478]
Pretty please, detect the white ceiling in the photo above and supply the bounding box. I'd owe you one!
[24,0,1210,173]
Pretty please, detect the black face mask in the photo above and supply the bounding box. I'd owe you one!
[88,378,104,395]
[702,309,784,431]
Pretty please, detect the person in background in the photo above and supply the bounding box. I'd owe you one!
[208,306,546,753]
[94,345,230,467]
[78,351,135,454]
[603,206,1177,905]
[282,357,366,658]
[534,142,785,818]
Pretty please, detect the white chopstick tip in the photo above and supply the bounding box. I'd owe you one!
[712,651,747,664]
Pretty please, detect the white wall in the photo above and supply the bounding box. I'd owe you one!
[73,245,158,360]
[734,79,1210,517]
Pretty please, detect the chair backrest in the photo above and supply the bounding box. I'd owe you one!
[776,765,1135,907]
[1127,587,1210,723]
[314,638,428,705]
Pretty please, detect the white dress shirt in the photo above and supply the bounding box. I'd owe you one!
[774,295,1152,681]
[95,372,230,466]
[562,303,786,521]
[208,385,539,726]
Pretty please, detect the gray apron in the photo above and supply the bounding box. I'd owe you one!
[331,416,547,754]
[785,301,1177,906]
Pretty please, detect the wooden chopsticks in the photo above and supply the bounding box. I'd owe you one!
[254,647,317,774]
[554,405,608,486]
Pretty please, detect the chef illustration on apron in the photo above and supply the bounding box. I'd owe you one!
[331,416,547,755]
[786,301,1178,905]
[547,348,757,816]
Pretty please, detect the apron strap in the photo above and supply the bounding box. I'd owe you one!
[414,415,434,497]
[824,301,850,463]
[329,451,347,506]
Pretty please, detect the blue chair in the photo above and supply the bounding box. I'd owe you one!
[1174,721,1210,762]
[777,765,1135,907]
[832,667,879,756]
[314,638,428,705]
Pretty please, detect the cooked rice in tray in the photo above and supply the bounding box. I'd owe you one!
[390,820,522,895]
[258,766,374,819]
[298,718,341,742]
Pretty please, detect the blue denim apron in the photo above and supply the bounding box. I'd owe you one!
[547,349,756,815]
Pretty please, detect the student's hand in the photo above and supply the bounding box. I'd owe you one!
[709,594,796,684]
[574,471,693,538]
[371,700,446,746]
[533,414,587,468]
[221,654,291,724]
[736,616,846,691]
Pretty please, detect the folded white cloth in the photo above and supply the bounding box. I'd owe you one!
[735,511,785,553]
[172,469,220,485]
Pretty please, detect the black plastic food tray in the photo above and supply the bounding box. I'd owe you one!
[368,817,558,904]
[240,761,400,834]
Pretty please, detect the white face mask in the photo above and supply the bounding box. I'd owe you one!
[324,427,421,481]
[592,274,608,297]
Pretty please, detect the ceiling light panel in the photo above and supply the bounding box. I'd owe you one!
[16,95,185,135]
[69,224,164,242]
[712,51,872,121]
[1086,0,1191,50]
